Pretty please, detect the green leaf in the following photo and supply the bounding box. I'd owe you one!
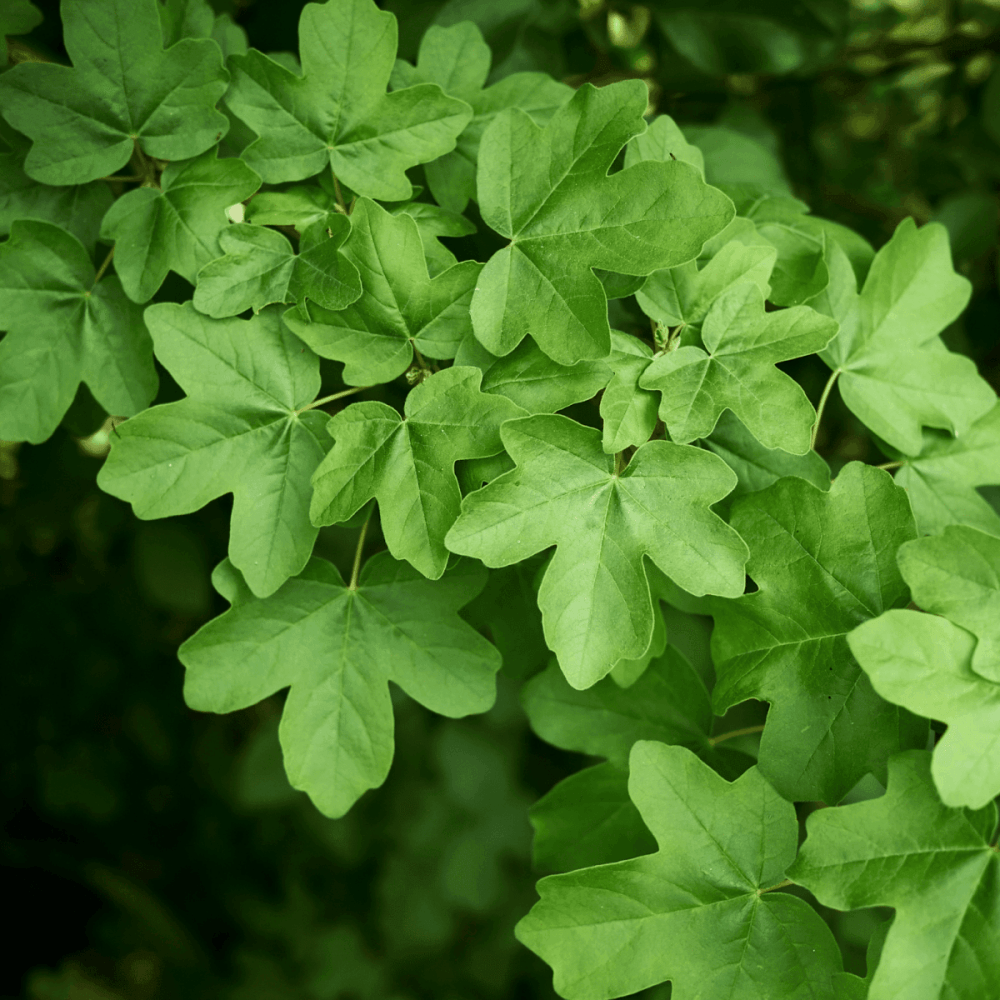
[99,150,261,303]
[624,113,705,179]
[0,0,229,185]
[755,223,829,306]
[244,183,339,233]
[523,646,715,769]
[529,762,658,873]
[703,409,832,506]
[818,219,994,455]
[192,218,361,318]
[178,553,501,817]
[889,403,1000,537]
[0,143,112,253]
[390,21,572,213]
[711,462,927,804]
[790,750,1000,1000]
[684,125,791,195]
[599,333,658,454]
[848,526,1000,808]
[0,219,156,443]
[639,282,837,453]
[445,414,748,688]
[0,1,42,66]
[283,198,481,386]
[158,0,214,46]
[310,366,525,580]
[517,741,844,1000]
[97,303,327,599]
[387,200,475,276]
[454,332,612,415]
[471,80,734,364]
[636,238,777,329]
[223,0,472,201]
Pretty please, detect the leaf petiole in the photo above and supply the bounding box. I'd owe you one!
[810,368,841,451]
[92,246,115,286]
[349,513,371,590]
[709,724,765,746]
[297,386,371,413]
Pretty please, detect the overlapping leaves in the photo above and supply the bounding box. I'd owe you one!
[849,526,1000,808]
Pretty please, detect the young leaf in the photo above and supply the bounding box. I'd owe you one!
[790,750,1000,1000]
[471,79,734,365]
[0,141,112,253]
[222,0,472,200]
[599,333,659,454]
[454,333,613,415]
[178,553,501,818]
[445,414,748,688]
[639,282,837,453]
[818,220,995,455]
[0,0,229,185]
[887,403,1000,537]
[390,21,572,213]
[192,218,361,318]
[99,151,261,303]
[636,238,776,329]
[517,741,845,1000]
[755,223,829,305]
[283,198,481,386]
[624,113,705,178]
[711,462,927,804]
[0,219,156,443]
[97,303,327,599]
[848,526,1000,808]
[310,367,526,580]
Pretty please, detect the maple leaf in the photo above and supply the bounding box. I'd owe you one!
[445,414,748,688]
[283,198,481,387]
[97,303,329,599]
[470,79,734,365]
[0,0,42,66]
[639,281,837,453]
[883,403,1000,537]
[178,553,501,817]
[816,219,995,455]
[517,741,845,1000]
[192,218,361,318]
[0,0,229,185]
[791,750,1000,1000]
[222,0,472,201]
[848,525,1000,808]
[310,366,526,580]
[711,462,928,804]
[390,21,572,213]
[99,150,261,304]
[0,219,156,444]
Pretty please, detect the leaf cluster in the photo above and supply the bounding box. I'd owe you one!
[2,2,999,998]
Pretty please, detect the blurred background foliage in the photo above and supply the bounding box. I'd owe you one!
[3,0,999,997]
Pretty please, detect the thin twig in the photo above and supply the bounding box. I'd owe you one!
[93,246,115,286]
[709,724,765,747]
[297,385,370,413]
[810,368,841,451]
[349,514,371,590]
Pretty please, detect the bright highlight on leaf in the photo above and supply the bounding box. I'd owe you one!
[0,219,156,444]
[471,79,735,364]
[0,0,229,185]
[222,0,472,200]
[179,553,501,818]
[849,526,1000,808]
[791,750,1000,1000]
[517,741,846,1000]
[97,303,328,599]
[310,366,526,580]
[446,414,748,688]
[818,219,995,455]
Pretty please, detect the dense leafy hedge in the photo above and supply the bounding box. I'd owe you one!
[2,1,999,998]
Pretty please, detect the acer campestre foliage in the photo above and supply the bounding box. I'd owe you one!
[2,1,999,998]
